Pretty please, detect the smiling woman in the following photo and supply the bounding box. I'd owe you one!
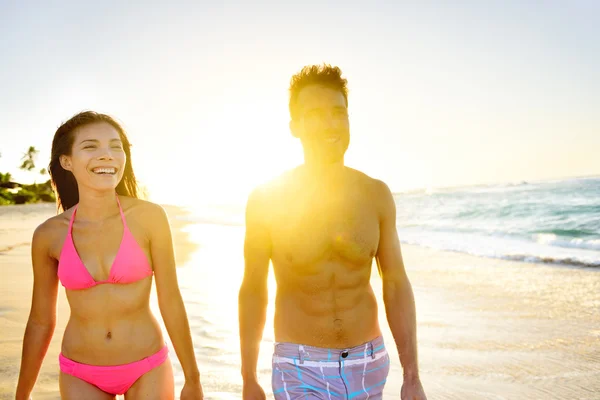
[61,131,126,190]
[48,112,139,212]
[15,111,205,400]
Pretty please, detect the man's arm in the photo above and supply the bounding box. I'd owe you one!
[238,187,271,383]
[374,181,421,383]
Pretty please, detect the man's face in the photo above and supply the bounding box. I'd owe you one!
[291,84,350,163]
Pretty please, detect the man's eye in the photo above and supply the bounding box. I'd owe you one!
[306,110,323,119]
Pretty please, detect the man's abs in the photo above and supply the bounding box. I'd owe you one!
[273,265,382,348]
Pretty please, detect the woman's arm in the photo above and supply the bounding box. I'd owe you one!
[16,223,59,400]
[147,204,202,395]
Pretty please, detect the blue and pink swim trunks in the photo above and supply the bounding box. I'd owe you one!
[272,336,390,399]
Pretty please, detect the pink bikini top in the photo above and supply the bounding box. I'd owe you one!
[57,196,153,290]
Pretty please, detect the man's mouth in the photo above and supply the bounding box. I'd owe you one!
[91,167,117,175]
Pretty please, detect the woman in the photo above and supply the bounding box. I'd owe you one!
[15,111,204,399]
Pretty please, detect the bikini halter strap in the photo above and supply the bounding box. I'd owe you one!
[67,194,124,233]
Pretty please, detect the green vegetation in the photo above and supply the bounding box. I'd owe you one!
[0,147,56,205]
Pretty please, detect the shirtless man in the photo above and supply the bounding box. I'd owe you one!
[238,64,427,400]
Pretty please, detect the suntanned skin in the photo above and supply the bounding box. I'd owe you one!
[16,122,203,400]
[239,82,427,399]
[254,166,384,349]
[36,197,178,399]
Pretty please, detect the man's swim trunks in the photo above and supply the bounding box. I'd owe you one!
[272,336,390,399]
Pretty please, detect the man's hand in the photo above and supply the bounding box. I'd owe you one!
[180,380,204,400]
[401,377,427,400]
[243,379,266,400]
[240,188,271,400]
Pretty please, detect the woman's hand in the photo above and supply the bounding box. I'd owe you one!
[180,380,204,400]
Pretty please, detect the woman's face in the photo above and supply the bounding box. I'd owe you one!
[60,122,127,192]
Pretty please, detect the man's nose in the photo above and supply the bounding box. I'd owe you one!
[320,114,336,129]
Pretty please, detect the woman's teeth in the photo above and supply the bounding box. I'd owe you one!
[92,167,116,175]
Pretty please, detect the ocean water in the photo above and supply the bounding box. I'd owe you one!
[185,176,600,269]
[394,176,600,268]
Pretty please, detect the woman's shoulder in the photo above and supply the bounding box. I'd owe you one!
[120,195,165,213]
[32,210,71,249]
[119,196,170,226]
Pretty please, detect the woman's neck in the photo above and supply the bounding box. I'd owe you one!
[75,190,120,222]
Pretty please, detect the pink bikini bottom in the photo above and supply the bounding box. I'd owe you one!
[59,345,169,395]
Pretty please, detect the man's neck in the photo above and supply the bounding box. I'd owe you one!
[301,157,346,185]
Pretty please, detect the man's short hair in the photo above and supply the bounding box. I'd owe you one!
[288,64,349,120]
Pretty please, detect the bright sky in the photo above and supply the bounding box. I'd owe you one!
[1,1,598,206]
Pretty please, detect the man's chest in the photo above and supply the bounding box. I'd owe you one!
[269,194,380,266]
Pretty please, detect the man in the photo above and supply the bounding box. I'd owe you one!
[238,64,427,400]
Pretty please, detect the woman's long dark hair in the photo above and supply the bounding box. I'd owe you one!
[49,111,139,212]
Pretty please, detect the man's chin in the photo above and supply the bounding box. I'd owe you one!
[325,149,347,163]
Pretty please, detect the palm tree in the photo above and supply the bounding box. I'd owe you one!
[0,172,12,184]
[0,151,11,184]
[20,146,39,172]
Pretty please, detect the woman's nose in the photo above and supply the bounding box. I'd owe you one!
[97,149,115,160]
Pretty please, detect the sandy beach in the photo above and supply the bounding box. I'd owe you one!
[1,203,599,399]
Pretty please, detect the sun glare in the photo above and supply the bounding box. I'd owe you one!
[139,99,300,207]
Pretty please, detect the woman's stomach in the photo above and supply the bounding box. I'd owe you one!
[61,278,165,365]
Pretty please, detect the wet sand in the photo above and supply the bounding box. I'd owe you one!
[399,245,600,399]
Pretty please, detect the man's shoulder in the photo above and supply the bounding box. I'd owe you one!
[346,167,392,196]
[249,168,300,201]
